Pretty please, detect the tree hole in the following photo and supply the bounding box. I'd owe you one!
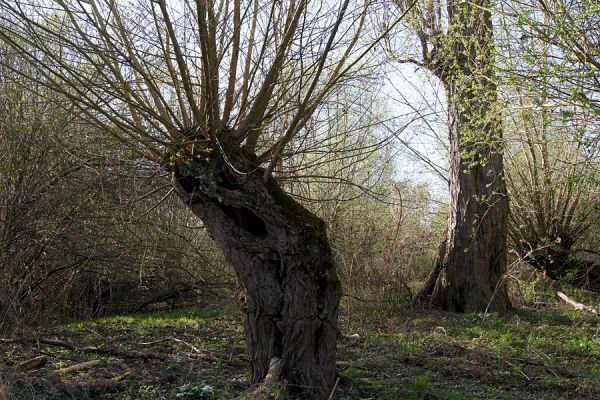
[210,199,267,237]
[178,175,201,193]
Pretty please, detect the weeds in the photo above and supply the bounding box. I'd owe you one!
[1,299,598,399]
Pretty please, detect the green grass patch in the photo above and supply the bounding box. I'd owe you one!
[1,301,598,399]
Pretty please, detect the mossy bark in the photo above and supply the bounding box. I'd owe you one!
[173,143,341,399]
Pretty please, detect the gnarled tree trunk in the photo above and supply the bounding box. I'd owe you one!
[173,141,341,399]
[418,0,510,312]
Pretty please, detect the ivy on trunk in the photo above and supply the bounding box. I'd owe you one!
[411,0,511,312]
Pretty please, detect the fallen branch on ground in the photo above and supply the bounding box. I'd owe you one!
[16,356,47,371]
[138,337,244,365]
[111,371,134,382]
[50,359,104,375]
[37,338,168,360]
[557,291,599,315]
[138,337,206,354]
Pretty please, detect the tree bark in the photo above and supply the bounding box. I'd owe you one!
[419,0,510,312]
[173,141,341,399]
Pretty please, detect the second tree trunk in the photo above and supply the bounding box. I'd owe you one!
[419,0,511,312]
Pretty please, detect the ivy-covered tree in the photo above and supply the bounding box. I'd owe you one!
[397,0,511,312]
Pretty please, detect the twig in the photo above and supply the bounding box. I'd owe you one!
[501,357,530,381]
[328,377,340,400]
[544,365,559,378]
[335,361,354,367]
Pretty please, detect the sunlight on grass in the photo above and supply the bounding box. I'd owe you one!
[67,304,240,335]
[4,302,598,400]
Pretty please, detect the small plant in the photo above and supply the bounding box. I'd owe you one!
[412,373,431,392]
[398,337,426,361]
[166,363,183,373]
[590,366,600,382]
[136,384,161,400]
[408,372,432,399]
[341,366,360,381]
[543,377,565,389]
[175,381,216,399]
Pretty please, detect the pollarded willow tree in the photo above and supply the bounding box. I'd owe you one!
[395,0,511,312]
[0,0,411,397]
[499,0,600,291]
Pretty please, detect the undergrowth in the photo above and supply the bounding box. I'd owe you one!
[1,296,598,399]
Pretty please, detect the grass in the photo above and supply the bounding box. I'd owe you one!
[0,299,598,399]
[336,303,599,399]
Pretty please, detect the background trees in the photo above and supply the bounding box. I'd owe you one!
[388,0,599,307]
[0,0,404,396]
[0,50,229,332]
[498,0,600,291]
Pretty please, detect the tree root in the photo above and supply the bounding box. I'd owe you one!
[251,357,284,399]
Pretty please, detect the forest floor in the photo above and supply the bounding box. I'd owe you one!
[1,299,599,400]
